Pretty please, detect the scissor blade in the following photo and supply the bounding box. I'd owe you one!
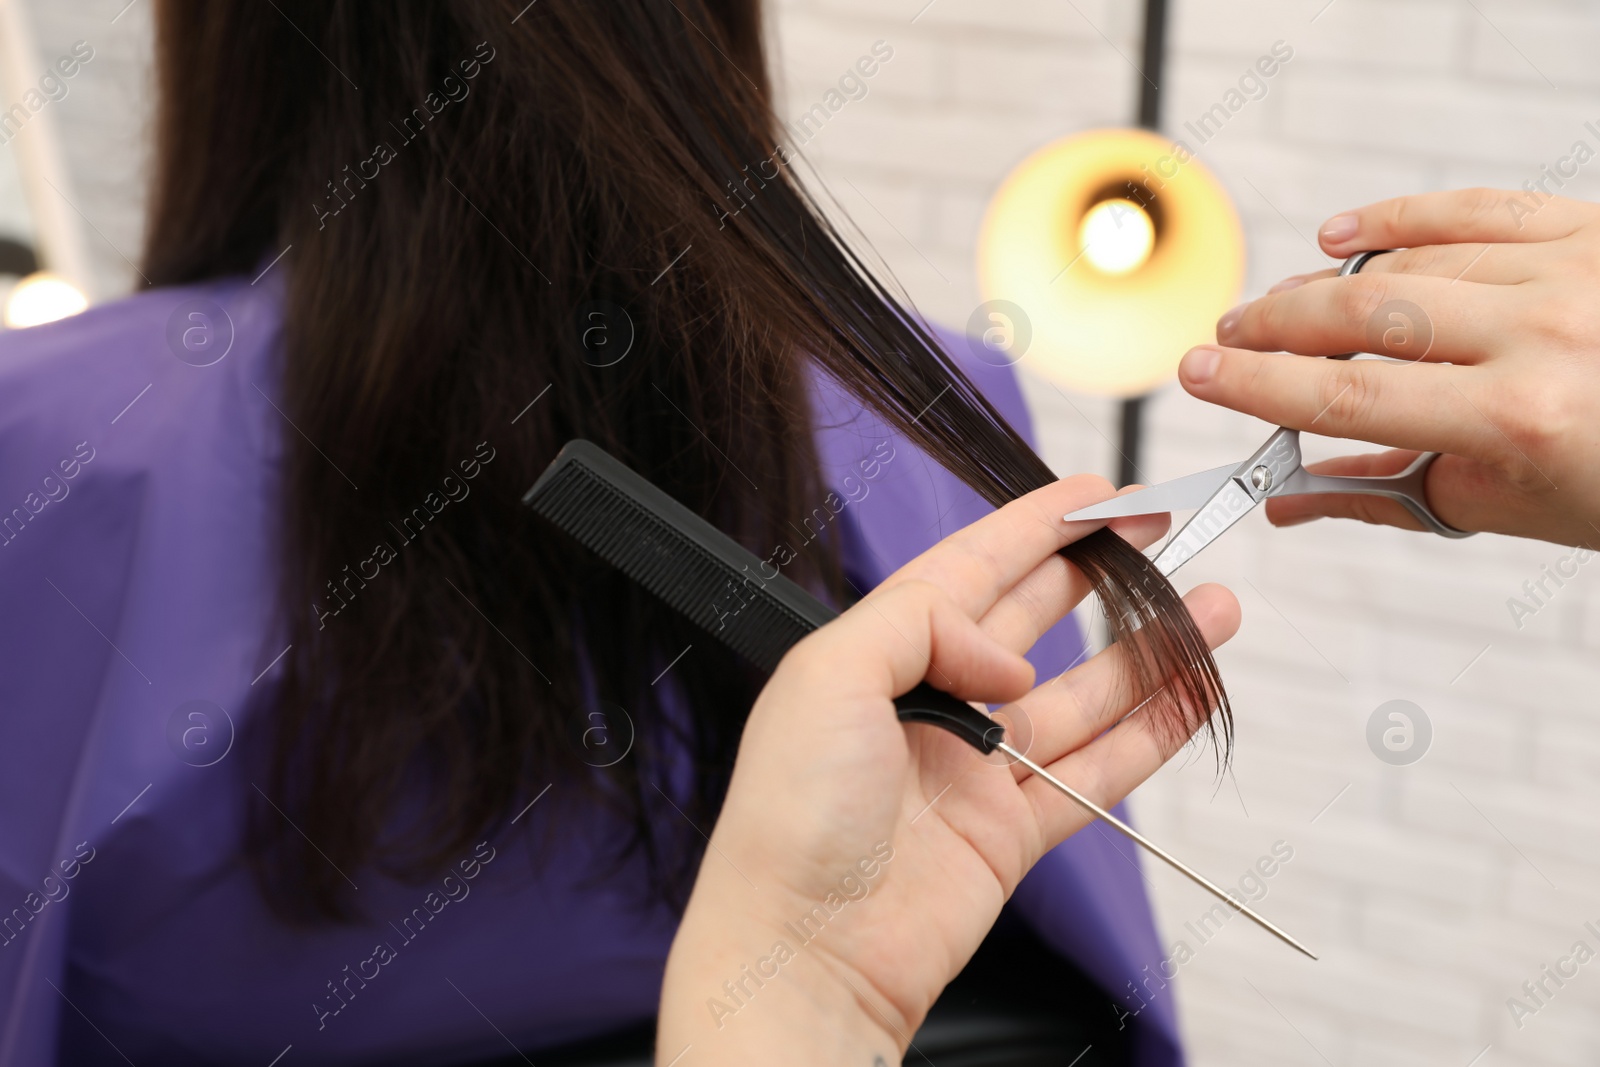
[1061,464,1239,523]
[1152,478,1260,577]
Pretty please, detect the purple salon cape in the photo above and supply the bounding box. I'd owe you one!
[0,273,1181,1065]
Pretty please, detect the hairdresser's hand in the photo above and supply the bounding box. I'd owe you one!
[657,477,1239,1066]
[1179,187,1600,548]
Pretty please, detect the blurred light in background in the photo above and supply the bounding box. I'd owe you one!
[4,270,86,328]
[977,127,1244,398]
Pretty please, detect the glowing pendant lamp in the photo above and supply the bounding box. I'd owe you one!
[976,127,1244,398]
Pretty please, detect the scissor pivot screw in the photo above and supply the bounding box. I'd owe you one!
[1250,465,1273,492]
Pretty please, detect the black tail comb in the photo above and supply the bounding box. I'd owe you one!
[524,439,1005,754]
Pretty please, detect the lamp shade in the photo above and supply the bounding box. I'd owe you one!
[977,128,1244,398]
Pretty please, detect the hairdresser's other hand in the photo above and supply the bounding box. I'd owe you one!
[1179,188,1600,548]
[657,477,1239,1066]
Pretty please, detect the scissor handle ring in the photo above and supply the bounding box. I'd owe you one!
[1331,250,1474,539]
[1339,249,1394,276]
[1392,453,1474,539]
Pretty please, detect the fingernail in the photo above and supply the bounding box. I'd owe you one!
[1321,213,1359,243]
[1268,275,1307,294]
[1182,346,1221,384]
[1216,306,1244,338]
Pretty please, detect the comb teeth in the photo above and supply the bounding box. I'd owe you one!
[524,440,838,674]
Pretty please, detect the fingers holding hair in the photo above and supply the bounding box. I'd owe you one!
[1002,583,1241,840]
[975,486,1172,655]
[879,473,1170,649]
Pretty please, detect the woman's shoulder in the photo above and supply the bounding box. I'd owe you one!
[0,273,284,415]
[0,274,286,478]
[808,321,1034,447]
[0,275,288,849]
[807,320,1036,485]
[805,321,1039,574]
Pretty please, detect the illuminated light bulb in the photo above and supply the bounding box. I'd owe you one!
[1078,198,1155,276]
[4,272,87,328]
[977,128,1245,397]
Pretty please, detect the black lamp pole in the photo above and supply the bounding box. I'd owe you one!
[1117,0,1169,488]
[1137,0,1168,130]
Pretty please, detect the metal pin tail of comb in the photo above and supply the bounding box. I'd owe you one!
[525,439,1317,961]
[997,743,1317,960]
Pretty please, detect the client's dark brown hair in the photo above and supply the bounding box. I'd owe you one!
[144,0,1229,921]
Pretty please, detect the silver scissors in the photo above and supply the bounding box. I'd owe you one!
[1063,251,1472,576]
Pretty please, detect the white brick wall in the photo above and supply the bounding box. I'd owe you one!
[31,0,153,300]
[0,0,152,299]
[771,0,1600,1064]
